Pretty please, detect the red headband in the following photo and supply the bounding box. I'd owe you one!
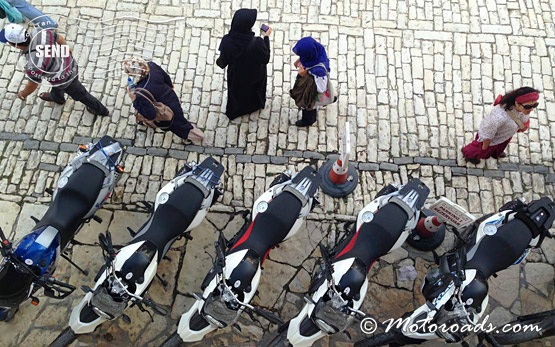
[515,92,540,104]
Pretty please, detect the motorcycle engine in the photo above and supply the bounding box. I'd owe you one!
[433,301,476,343]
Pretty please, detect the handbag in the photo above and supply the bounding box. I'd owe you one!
[134,87,174,130]
[289,74,317,110]
[307,63,337,108]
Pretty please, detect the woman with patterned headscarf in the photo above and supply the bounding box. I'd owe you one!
[124,57,204,143]
[216,8,272,120]
[462,87,540,164]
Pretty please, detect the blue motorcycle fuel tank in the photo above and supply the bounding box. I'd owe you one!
[13,226,61,276]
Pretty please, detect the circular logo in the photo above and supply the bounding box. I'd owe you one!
[484,224,497,236]
[362,212,374,223]
[25,259,33,265]
[360,317,378,334]
[125,272,133,280]
[17,16,86,88]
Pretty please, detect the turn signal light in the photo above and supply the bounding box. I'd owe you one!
[116,165,125,173]
[78,145,88,152]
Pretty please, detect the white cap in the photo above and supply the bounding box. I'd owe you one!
[0,24,27,44]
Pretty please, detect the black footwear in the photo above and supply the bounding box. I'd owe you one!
[39,92,65,105]
[87,106,110,117]
[295,120,311,127]
[498,152,507,158]
[465,157,481,165]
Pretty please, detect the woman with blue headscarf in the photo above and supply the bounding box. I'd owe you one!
[291,36,331,127]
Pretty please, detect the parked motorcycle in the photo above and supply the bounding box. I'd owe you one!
[267,178,431,347]
[0,135,125,322]
[161,166,322,346]
[355,197,555,347]
[49,157,224,347]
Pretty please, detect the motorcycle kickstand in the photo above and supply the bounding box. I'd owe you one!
[61,253,89,276]
[156,274,168,288]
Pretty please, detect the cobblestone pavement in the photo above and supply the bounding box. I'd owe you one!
[1,0,555,346]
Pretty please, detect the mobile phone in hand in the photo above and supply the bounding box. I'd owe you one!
[261,24,269,32]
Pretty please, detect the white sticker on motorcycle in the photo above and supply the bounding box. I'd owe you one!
[126,272,133,280]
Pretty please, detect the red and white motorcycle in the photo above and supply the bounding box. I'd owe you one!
[161,166,322,346]
[267,179,432,347]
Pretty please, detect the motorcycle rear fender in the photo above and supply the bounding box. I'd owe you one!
[177,300,217,342]
[224,249,261,303]
[287,303,327,347]
[68,292,107,334]
[93,241,159,297]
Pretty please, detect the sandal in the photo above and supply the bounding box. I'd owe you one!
[39,92,65,105]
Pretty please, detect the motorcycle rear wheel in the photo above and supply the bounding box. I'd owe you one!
[49,327,77,347]
[160,332,183,347]
[354,332,397,347]
[490,315,554,345]
[266,329,292,347]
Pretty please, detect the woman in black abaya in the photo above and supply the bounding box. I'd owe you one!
[216,8,271,120]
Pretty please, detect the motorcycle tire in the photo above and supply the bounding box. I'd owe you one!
[266,329,292,347]
[375,184,397,199]
[160,332,183,347]
[49,327,77,347]
[490,316,554,345]
[354,332,397,347]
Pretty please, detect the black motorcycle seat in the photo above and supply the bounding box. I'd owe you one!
[466,218,532,278]
[229,191,303,259]
[131,181,205,261]
[334,203,410,268]
[36,163,105,249]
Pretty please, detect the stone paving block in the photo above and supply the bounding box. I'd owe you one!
[270,156,288,165]
[224,147,244,155]
[393,157,414,165]
[147,148,168,157]
[414,157,439,165]
[252,155,270,164]
[499,163,519,171]
[484,170,504,178]
[23,140,39,150]
[379,162,399,172]
[168,149,189,160]
[236,154,252,163]
[0,200,21,236]
[359,163,380,171]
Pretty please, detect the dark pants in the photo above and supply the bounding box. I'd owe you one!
[50,78,108,115]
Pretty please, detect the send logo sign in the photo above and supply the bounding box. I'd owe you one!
[35,44,71,58]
